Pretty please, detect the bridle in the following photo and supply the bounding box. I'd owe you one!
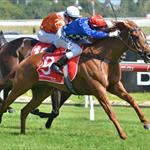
[118,27,149,55]
[117,25,150,63]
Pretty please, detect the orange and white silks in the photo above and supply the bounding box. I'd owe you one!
[40,13,65,33]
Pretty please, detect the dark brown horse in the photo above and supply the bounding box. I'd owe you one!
[1,20,150,140]
[0,31,13,112]
[0,35,38,112]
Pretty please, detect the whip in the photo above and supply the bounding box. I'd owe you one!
[108,0,117,21]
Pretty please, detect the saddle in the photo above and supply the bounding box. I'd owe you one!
[32,42,80,91]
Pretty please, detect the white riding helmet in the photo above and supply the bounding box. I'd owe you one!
[65,6,80,18]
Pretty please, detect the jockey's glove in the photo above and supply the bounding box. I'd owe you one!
[109,30,120,37]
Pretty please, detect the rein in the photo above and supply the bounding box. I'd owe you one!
[117,28,143,54]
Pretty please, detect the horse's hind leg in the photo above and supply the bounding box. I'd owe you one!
[21,85,52,134]
[30,88,62,118]
[45,89,71,128]
[0,83,30,124]
[108,81,150,129]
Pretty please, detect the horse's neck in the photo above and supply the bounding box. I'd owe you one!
[83,36,128,62]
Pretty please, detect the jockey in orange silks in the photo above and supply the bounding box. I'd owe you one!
[37,6,81,52]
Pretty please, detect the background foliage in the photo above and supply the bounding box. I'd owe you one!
[0,0,150,19]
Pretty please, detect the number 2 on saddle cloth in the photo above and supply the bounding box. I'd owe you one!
[31,42,80,84]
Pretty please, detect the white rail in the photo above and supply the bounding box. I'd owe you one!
[4,34,38,42]
[4,34,150,43]
[1,18,150,27]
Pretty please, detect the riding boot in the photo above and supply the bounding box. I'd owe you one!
[51,55,68,75]
[45,44,57,53]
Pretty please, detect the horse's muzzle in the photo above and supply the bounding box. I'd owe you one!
[138,51,150,63]
[143,52,150,63]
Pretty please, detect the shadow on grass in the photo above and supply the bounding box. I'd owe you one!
[0,124,20,129]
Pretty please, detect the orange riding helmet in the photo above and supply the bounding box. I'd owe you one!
[89,14,107,28]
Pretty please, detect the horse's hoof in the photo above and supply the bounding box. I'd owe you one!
[8,108,16,113]
[144,124,150,130]
[21,130,26,134]
[30,109,39,115]
[120,132,127,140]
[45,122,51,129]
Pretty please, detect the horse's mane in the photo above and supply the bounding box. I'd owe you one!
[124,20,138,27]
[112,19,138,31]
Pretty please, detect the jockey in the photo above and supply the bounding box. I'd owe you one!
[37,6,81,52]
[51,14,119,75]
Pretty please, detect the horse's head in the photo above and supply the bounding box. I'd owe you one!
[112,20,150,63]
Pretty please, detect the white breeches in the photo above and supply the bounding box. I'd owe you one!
[37,29,56,44]
[54,28,82,59]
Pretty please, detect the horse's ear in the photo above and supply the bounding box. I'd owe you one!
[111,20,117,25]
[124,20,133,29]
[0,30,3,35]
[125,19,137,28]
[112,21,125,29]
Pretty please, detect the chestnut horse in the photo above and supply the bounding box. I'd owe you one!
[1,20,150,140]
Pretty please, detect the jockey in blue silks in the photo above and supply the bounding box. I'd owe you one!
[50,14,119,75]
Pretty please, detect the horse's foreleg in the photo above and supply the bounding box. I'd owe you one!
[108,81,150,130]
[30,108,50,118]
[33,89,63,119]
[94,85,127,140]
[45,89,71,128]
[21,85,52,134]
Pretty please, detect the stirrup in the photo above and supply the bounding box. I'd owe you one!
[45,44,57,53]
[51,64,63,75]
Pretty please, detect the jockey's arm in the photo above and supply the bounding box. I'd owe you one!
[81,23,109,39]
[105,26,117,32]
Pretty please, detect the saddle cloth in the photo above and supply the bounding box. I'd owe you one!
[31,42,80,84]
